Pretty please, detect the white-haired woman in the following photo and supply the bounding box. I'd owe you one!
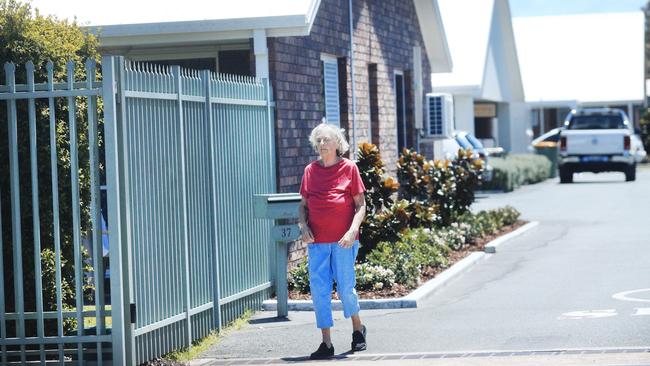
[298,122,367,359]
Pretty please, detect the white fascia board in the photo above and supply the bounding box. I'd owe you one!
[413,0,453,73]
[578,99,644,107]
[305,0,322,34]
[91,15,308,37]
[526,100,578,108]
[90,15,310,48]
[432,84,481,96]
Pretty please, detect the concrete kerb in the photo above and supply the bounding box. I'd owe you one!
[262,221,540,312]
[483,221,539,253]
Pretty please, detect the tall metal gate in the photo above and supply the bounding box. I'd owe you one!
[1,56,277,365]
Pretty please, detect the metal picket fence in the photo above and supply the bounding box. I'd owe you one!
[0,56,277,365]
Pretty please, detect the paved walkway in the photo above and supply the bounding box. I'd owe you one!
[191,348,650,365]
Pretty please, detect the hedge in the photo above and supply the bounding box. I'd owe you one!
[481,154,552,192]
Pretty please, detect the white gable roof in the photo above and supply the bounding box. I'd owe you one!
[513,12,645,105]
[30,0,451,72]
[431,0,524,102]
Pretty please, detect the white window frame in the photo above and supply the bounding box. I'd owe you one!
[394,70,407,155]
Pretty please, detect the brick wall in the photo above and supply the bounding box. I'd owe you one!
[268,0,433,267]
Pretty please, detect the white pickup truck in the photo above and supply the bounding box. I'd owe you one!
[558,108,637,183]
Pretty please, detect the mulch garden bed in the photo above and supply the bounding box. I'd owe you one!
[287,220,528,301]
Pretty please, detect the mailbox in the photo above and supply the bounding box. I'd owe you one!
[254,193,302,317]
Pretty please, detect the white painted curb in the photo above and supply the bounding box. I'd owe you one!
[262,221,540,311]
[484,221,539,253]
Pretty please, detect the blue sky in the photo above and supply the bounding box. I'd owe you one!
[510,0,647,17]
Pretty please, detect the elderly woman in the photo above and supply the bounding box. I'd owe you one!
[299,122,367,359]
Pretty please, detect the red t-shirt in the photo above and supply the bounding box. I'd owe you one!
[299,158,366,243]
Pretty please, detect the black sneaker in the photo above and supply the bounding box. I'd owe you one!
[351,325,367,352]
[310,342,334,360]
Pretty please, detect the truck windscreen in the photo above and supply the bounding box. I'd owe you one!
[568,115,625,130]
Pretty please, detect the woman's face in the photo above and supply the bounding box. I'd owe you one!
[315,133,338,159]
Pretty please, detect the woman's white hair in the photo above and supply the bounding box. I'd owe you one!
[309,121,350,156]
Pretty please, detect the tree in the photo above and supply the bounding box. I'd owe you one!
[0,0,100,335]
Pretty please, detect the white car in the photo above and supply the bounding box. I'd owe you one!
[528,127,563,151]
[559,108,638,182]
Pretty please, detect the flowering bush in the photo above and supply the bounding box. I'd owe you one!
[355,263,396,291]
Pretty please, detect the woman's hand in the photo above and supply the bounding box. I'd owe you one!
[338,229,356,248]
[300,225,315,244]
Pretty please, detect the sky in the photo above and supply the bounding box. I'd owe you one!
[510,0,646,17]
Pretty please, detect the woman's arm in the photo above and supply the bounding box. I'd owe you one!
[338,193,366,248]
[298,198,315,244]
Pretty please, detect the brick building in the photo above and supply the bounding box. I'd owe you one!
[268,0,450,192]
[35,0,452,265]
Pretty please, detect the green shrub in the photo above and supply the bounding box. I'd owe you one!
[451,149,484,217]
[0,0,99,336]
[458,206,521,241]
[357,143,404,260]
[368,228,450,288]
[288,259,310,294]
[288,258,397,294]
[481,154,551,192]
[367,241,422,288]
[355,263,396,291]
[397,148,483,227]
[640,109,650,153]
[495,206,521,226]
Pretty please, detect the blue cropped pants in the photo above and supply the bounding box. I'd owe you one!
[307,241,360,329]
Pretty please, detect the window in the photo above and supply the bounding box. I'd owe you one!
[145,58,216,72]
[218,49,253,76]
[395,72,407,153]
[322,55,341,126]
[368,64,379,145]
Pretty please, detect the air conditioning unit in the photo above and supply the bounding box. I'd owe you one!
[426,93,454,137]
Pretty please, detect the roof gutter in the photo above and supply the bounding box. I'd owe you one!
[348,0,358,158]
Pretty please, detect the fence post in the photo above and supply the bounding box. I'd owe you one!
[102,55,134,365]
[173,65,193,348]
[4,61,26,364]
[202,69,223,332]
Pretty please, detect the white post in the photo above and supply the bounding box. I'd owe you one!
[253,29,269,80]
[413,46,423,150]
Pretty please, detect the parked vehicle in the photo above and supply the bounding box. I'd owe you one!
[453,131,493,182]
[558,108,637,183]
[529,127,563,151]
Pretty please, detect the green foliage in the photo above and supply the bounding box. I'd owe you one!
[290,207,521,294]
[368,228,450,288]
[397,148,483,227]
[288,258,310,294]
[354,263,396,291]
[288,258,397,294]
[451,149,483,216]
[356,142,404,259]
[367,240,422,288]
[639,108,650,153]
[458,206,521,241]
[480,154,551,192]
[0,0,100,335]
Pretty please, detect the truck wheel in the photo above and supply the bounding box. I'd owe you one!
[559,167,573,184]
[625,165,636,182]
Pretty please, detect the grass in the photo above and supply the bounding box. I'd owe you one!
[79,305,113,329]
[162,309,254,363]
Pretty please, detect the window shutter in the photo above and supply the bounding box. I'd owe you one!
[322,57,340,126]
